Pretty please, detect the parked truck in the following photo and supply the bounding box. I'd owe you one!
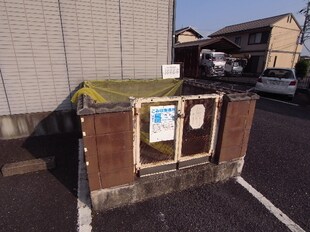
[174,42,249,78]
[174,46,226,78]
[199,49,226,78]
[224,57,248,77]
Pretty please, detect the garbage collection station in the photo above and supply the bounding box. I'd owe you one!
[74,78,258,211]
[0,0,259,219]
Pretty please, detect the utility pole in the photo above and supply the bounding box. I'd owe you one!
[300,0,310,44]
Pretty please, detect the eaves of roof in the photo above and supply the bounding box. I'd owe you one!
[174,37,241,54]
[175,26,203,38]
[209,13,301,37]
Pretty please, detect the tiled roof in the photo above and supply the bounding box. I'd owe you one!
[174,37,240,52]
[209,13,299,37]
[175,26,203,38]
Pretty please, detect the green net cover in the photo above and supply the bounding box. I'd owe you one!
[71,79,183,104]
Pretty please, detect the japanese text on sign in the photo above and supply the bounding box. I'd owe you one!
[162,64,180,79]
[149,105,176,143]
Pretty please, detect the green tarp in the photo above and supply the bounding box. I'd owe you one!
[71,79,183,104]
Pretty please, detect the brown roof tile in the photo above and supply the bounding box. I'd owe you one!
[209,13,299,37]
[175,26,203,38]
[174,37,240,52]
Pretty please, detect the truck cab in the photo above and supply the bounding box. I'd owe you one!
[224,58,247,76]
[199,49,226,77]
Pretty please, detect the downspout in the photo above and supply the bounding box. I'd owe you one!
[292,27,301,68]
[0,68,11,115]
[118,0,124,79]
[265,27,273,70]
[58,0,72,107]
[171,0,176,63]
[292,39,300,68]
[197,45,201,78]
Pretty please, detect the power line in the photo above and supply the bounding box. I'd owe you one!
[300,0,310,44]
[303,43,310,53]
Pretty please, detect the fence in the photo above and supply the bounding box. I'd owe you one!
[298,77,310,89]
[132,94,222,175]
[77,79,259,194]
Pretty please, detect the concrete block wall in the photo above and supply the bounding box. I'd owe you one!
[91,158,245,211]
[0,110,79,139]
[214,96,257,163]
[81,111,134,191]
[76,83,259,211]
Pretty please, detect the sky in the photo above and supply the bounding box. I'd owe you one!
[175,0,309,55]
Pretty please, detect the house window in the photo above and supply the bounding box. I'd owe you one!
[287,15,293,23]
[248,32,269,44]
[235,36,241,45]
[273,56,277,67]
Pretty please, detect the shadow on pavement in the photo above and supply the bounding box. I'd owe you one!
[0,121,81,231]
[0,111,81,198]
[22,132,81,196]
[255,91,310,121]
[0,90,85,231]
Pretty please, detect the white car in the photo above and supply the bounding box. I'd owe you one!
[255,68,298,99]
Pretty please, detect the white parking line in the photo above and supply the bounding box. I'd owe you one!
[236,176,305,232]
[260,97,299,106]
[77,139,92,232]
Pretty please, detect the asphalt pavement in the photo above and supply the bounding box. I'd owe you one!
[91,93,310,231]
[92,179,290,232]
[0,133,80,232]
[0,80,309,232]
[243,98,310,231]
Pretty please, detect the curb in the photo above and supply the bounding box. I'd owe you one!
[1,156,55,177]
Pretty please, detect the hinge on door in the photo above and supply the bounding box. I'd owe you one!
[177,113,185,119]
[217,98,223,109]
[134,107,140,116]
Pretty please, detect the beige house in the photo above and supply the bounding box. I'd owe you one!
[175,26,203,44]
[209,13,302,74]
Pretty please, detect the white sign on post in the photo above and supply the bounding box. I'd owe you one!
[162,64,180,79]
[149,105,176,143]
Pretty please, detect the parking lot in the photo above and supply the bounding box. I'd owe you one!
[0,81,309,232]
[91,96,310,232]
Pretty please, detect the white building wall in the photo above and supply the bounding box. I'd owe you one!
[0,0,174,116]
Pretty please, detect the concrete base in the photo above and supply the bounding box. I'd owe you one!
[91,158,244,211]
[1,156,55,177]
[0,110,79,139]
